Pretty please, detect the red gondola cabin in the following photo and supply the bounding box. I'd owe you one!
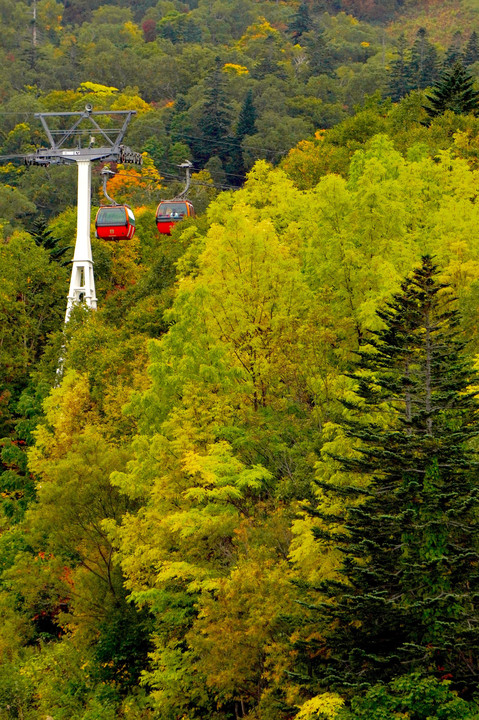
[95,205,136,240]
[155,200,195,235]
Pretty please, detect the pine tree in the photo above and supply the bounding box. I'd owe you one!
[443,31,463,68]
[226,90,257,184]
[303,27,334,76]
[424,61,479,121]
[195,58,234,167]
[388,34,411,101]
[409,27,439,90]
[28,216,71,266]
[236,89,257,140]
[463,31,479,67]
[288,1,313,42]
[299,257,479,695]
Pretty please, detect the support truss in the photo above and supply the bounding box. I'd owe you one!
[24,105,142,322]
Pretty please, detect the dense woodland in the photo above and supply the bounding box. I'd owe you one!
[6,0,479,718]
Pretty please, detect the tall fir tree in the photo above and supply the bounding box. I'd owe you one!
[28,216,71,266]
[226,89,257,184]
[463,31,479,67]
[443,30,463,68]
[424,60,479,121]
[195,57,233,167]
[236,89,257,140]
[409,27,439,90]
[388,34,411,101]
[298,257,479,695]
[303,27,334,76]
[288,1,313,42]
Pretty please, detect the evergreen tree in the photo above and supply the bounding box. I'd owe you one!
[299,257,479,694]
[288,1,313,42]
[388,34,411,101]
[236,89,257,140]
[424,61,479,121]
[195,58,234,167]
[409,27,439,90]
[226,90,257,184]
[251,34,284,79]
[28,216,71,266]
[463,31,479,67]
[303,27,334,76]
[443,31,463,68]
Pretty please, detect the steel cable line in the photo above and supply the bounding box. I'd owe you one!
[0,155,239,190]
[111,168,238,193]
[138,126,290,159]
[159,159,248,184]
[0,113,293,159]
[0,153,34,161]
[0,122,293,171]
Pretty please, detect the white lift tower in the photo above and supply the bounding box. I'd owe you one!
[25,105,142,322]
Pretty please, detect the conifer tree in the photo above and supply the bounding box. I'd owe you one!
[288,1,313,42]
[443,31,463,68]
[388,34,411,101]
[28,216,71,266]
[195,58,233,167]
[227,89,257,183]
[300,257,479,694]
[409,27,439,89]
[463,31,479,67]
[304,27,333,76]
[236,89,257,140]
[424,61,479,121]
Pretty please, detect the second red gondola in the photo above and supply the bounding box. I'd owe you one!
[155,200,195,235]
[95,205,136,240]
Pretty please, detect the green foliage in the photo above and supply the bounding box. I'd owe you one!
[297,258,479,694]
[424,61,479,121]
[344,674,479,719]
[4,4,479,719]
[0,232,66,386]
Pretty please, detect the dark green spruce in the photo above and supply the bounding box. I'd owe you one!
[388,34,411,101]
[226,89,257,184]
[424,61,479,121]
[299,257,479,695]
[443,31,463,69]
[463,31,479,66]
[194,57,234,169]
[409,27,439,90]
[288,0,313,42]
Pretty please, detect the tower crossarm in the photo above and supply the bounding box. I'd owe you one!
[25,145,143,165]
[24,106,143,166]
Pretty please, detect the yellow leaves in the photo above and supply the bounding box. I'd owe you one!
[78,81,119,95]
[182,441,271,505]
[222,63,249,75]
[121,20,142,42]
[188,555,297,703]
[30,371,97,469]
[110,92,151,115]
[37,0,63,32]
[100,230,141,288]
[155,560,212,591]
[295,693,345,719]
[289,514,342,584]
[192,203,317,410]
[237,18,280,48]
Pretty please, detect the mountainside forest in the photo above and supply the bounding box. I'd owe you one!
[6,0,479,719]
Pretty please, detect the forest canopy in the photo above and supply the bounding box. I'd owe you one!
[4,1,479,719]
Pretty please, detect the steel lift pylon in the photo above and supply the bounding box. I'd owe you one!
[25,104,142,322]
